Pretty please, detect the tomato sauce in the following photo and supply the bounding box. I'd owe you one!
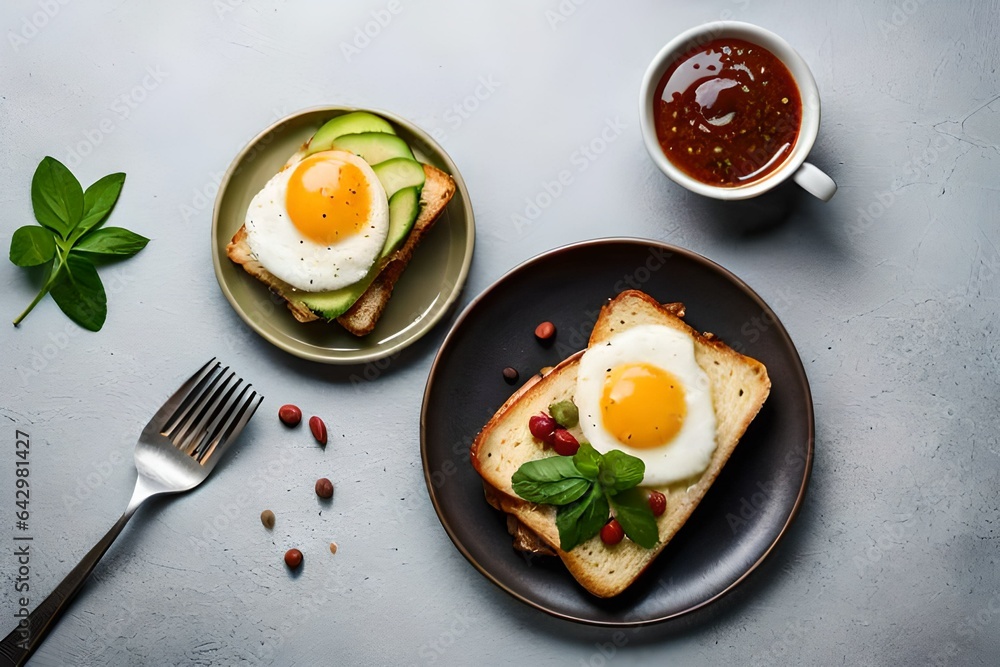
[653,38,802,187]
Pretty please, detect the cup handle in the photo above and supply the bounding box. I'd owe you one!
[793,162,837,201]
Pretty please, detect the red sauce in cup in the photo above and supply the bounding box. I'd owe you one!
[653,38,802,187]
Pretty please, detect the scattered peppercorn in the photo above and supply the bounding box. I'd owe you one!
[309,416,328,445]
[502,367,519,384]
[278,404,302,427]
[284,548,303,569]
[315,477,334,499]
[534,321,556,342]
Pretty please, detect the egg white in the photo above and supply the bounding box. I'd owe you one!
[576,324,717,485]
[244,151,389,292]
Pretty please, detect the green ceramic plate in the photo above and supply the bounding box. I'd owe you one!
[211,106,475,364]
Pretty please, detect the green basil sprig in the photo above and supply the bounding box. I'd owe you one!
[511,442,659,551]
[10,157,148,331]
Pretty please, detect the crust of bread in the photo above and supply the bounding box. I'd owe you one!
[226,163,456,335]
[470,290,771,598]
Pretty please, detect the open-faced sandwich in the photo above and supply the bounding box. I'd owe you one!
[471,290,771,597]
[227,111,456,336]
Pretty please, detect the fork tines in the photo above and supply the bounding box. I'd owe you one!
[161,361,263,464]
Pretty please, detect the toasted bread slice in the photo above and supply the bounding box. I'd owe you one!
[226,163,456,335]
[470,290,771,598]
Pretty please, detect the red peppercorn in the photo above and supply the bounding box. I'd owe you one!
[284,548,303,569]
[534,321,556,342]
[528,413,557,444]
[278,404,302,427]
[600,519,624,545]
[552,428,580,456]
[309,416,327,445]
[314,477,334,499]
[648,490,667,517]
[647,490,667,517]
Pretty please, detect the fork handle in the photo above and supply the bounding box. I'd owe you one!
[0,482,152,666]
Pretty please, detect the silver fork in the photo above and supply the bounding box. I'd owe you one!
[0,359,262,666]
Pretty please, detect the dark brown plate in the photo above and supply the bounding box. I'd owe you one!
[420,238,813,626]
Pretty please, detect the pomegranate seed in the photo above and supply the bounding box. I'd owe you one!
[601,519,624,545]
[528,413,557,444]
[552,429,579,456]
[648,490,667,517]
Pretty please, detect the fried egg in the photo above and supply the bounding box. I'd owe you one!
[244,150,389,292]
[576,324,717,485]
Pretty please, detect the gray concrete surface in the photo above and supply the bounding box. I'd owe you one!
[1,0,998,665]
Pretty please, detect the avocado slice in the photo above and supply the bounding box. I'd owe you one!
[331,132,414,165]
[372,158,426,199]
[307,112,395,155]
[298,186,422,320]
[383,186,421,255]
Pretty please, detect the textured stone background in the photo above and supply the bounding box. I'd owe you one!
[1,0,998,665]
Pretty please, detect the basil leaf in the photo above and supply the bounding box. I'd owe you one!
[609,488,659,549]
[512,456,590,505]
[77,172,126,236]
[556,483,610,552]
[31,156,83,238]
[572,442,602,480]
[9,226,56,267]
[512,475,591,506]
[50,253,107,331]
[75,227,149,257]
[598,450,646,493]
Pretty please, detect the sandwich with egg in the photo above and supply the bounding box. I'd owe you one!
[227,111,456,336]
[470,290,771,597]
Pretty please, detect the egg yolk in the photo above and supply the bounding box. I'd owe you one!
[600,363,686,448]
[285,155,371,245]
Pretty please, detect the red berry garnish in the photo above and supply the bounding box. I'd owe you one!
[648,490,667,517]
[552,429,579,456]
[528,413,557,444]
[600,519,624,545]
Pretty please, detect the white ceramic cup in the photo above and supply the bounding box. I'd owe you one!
[639,21,837,201]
